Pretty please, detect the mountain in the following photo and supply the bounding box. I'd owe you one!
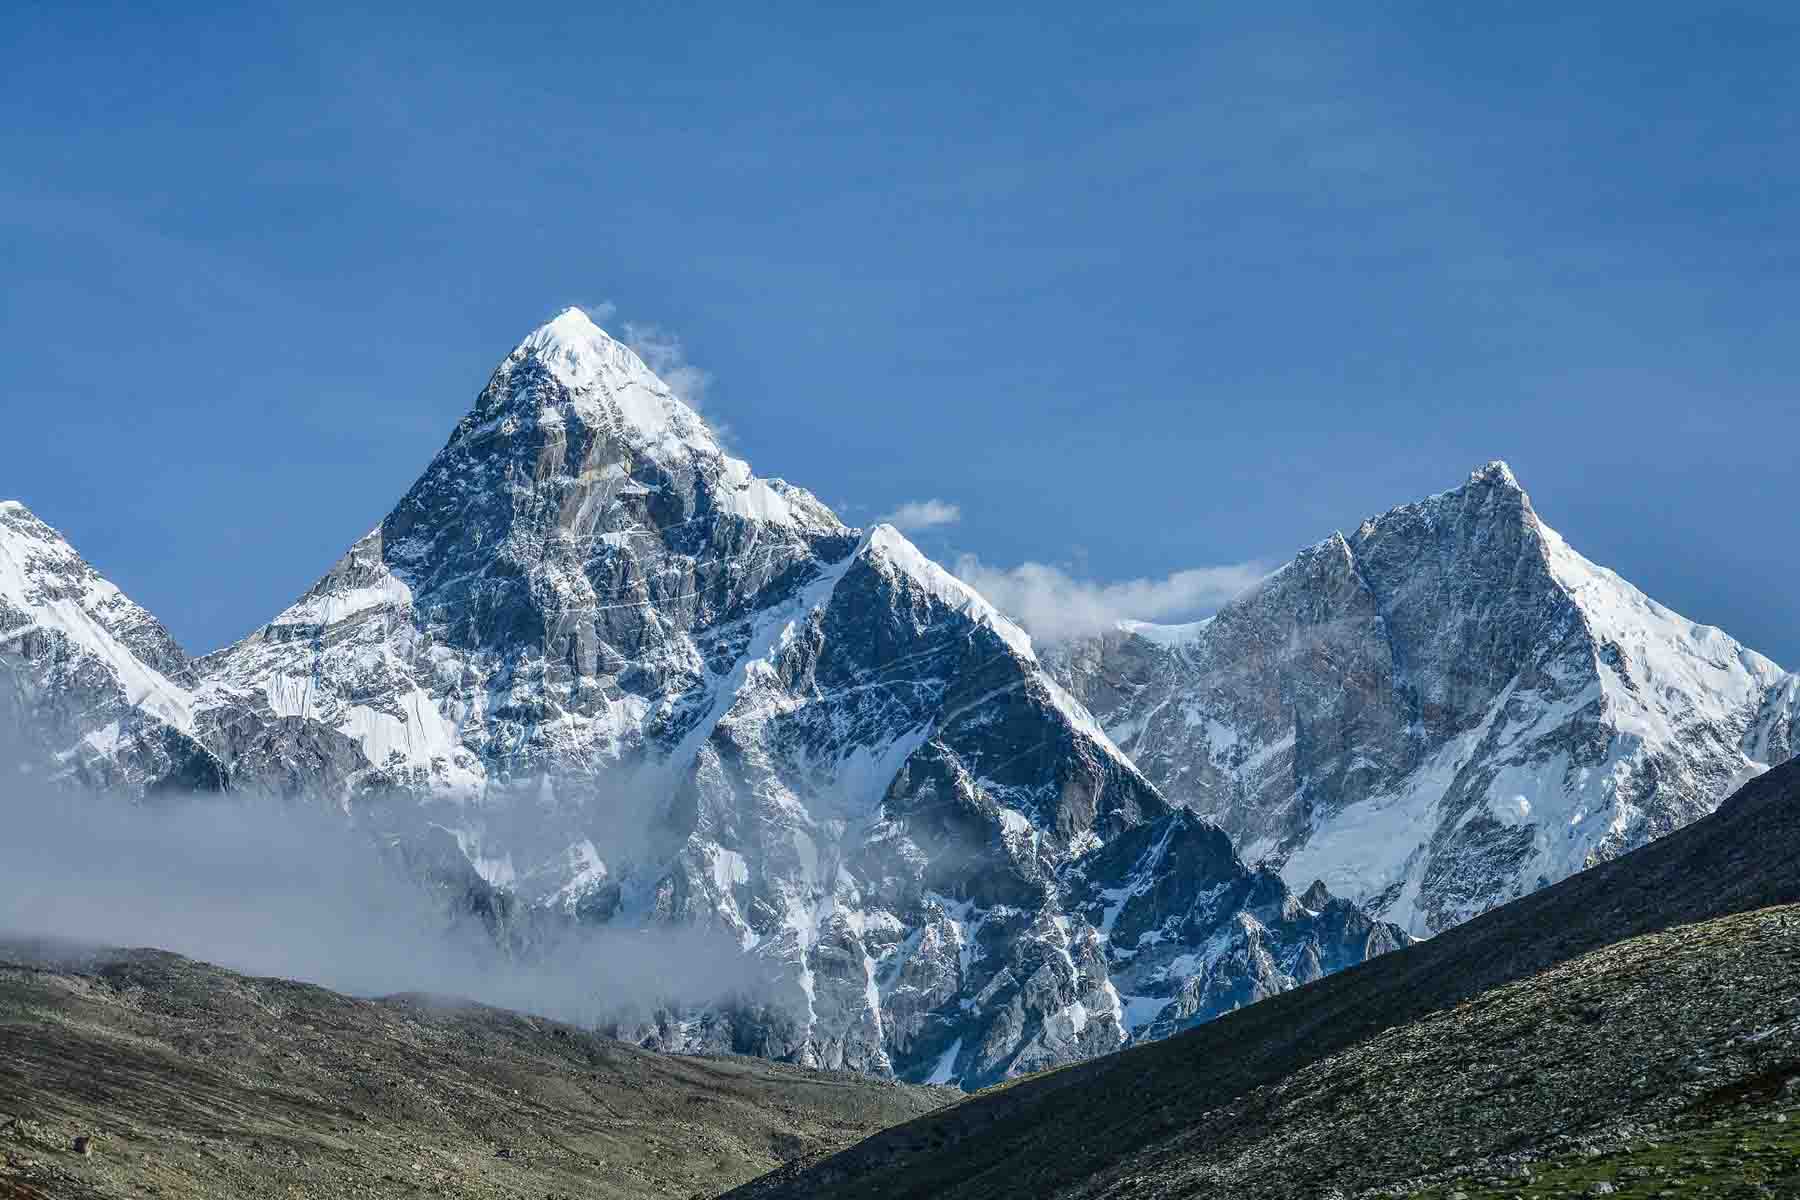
[1048,461,1800,935]
[0,938,952,1200]
[0,501,223,793]
[0,308,1401,1088]
[725,755,1800,1200]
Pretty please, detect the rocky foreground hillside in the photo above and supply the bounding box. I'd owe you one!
[0,942,949,1200]
[725,757,1800,1200]
[1049,462,1799,935]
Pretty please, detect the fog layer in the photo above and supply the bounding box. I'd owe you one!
[0,781,765,1028]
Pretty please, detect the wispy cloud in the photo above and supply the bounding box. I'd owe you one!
[878,498,961,532]
[953,555,1267,644]
[621,320,713,411]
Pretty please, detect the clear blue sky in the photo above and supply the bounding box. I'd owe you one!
[4,3,1797,663]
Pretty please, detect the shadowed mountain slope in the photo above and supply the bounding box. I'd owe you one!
[726,756,1800,1200]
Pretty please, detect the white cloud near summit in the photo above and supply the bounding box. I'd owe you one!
[621,320,713,410]
[953,555,1268,644]
[575,299,619,324]
[877,498,962,531]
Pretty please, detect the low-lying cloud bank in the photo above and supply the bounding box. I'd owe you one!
[952,555,1267,644]
[0,784,761,1028]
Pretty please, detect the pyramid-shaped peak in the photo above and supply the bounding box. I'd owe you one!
[477,305,726,462]
[411,307,849,536]
[1403,459,1535,514]
[1349,461,1544,554]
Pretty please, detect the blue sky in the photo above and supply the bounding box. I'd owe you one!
[4,3,1797,662]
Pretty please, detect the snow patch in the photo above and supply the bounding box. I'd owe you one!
[925,1038,963,1085]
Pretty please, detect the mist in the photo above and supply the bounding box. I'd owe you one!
[952,554,1268,643]
[0,778,769,1030]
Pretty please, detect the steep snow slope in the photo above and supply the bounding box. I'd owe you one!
[1050,463,1798,936]
[0,501,221,792]
[181,308,1401,1086]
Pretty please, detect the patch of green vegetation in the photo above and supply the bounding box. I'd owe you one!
[1412,1105,1800,1199]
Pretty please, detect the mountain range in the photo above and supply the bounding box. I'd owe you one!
[3,306,1792,1085]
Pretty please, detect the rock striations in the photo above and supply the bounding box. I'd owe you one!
[0,309,1400,1087]
[1048,462,1798,935]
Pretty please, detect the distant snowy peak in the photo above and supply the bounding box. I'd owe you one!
[1053,461,1798,936]
[1357,458,1786,736]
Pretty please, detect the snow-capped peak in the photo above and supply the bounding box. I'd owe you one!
[497,305,721,459]
[513,306,647,385]
[522,305,611,351]
[1053,461,1799,938]
[433,306,846,533]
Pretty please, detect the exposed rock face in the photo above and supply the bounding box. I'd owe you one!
[1063,809,1403,1044]
[0,501,222,793]
[1048,463,1799,935]
[719,757,1800,1200]
[0,308,1402,1087]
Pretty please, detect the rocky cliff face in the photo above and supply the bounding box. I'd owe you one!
[0,309,1402,1088]
[1048,463,1798,936]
